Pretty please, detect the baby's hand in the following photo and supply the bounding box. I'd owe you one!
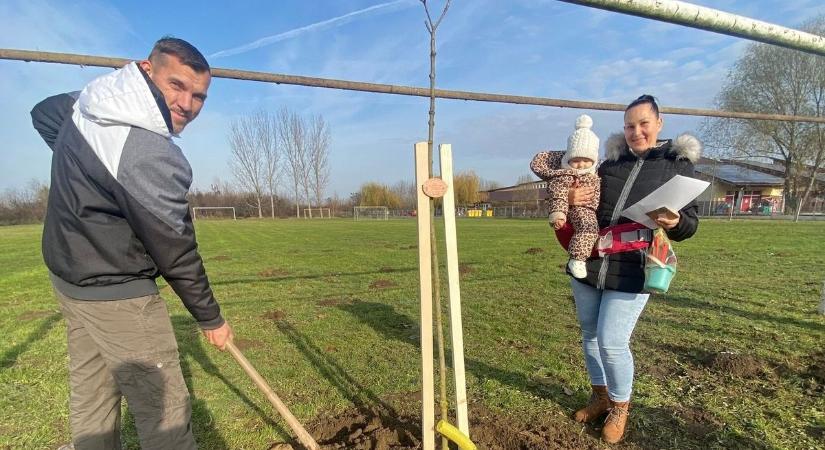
[553,218,566,230]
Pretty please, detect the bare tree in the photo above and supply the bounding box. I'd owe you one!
[307,114,331,209]
[798,46,825,220]
[277,108,332,218]
[257,111,281,219]
[278,107,308,218]
[702,16,825,221]
[421,1,452,448]
[228,113,267,218]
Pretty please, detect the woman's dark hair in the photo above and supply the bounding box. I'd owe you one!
[148,36,210,73]
[626,94,659,117]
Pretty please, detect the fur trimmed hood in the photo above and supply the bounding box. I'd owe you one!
[604,133,702,163]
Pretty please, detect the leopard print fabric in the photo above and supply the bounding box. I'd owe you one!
[530,151,602,261]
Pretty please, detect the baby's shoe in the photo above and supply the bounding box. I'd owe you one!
[567,259,587,279]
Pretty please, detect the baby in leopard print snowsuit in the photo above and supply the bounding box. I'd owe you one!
[530,114,601,279]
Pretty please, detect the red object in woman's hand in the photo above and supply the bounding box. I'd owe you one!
[554,221,600,258]
[555,221,575,250]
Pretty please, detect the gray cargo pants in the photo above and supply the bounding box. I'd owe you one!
[56,289,197,450]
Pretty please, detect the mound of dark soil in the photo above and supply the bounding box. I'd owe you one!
[290,400,615,450]
[307,406,420,449]
[702,351,766,378]
[525,248,544,255]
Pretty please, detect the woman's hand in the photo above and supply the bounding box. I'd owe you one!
[568,180,595,206]
[655,212,680,230]
[553,218,566,230]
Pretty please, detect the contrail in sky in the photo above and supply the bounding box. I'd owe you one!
[209,0,415,58]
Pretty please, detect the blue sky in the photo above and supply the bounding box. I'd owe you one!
[2,0,824,198]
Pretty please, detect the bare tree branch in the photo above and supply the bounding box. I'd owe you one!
[257,111,281,219]
[228,113,267,218]
[277,108,307,218]
[420,2,453,448]
[307,115,331,208]
[701,15,825,219]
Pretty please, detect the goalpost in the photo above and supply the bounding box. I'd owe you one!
[302,207,332,218]
[192,206,236,220]
[353,206,389,220]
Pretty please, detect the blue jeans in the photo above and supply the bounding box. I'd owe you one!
[571,279,649,402]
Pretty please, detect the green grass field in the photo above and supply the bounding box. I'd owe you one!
[1,218,824,449]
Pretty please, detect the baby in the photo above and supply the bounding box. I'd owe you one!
[530,114,601,279]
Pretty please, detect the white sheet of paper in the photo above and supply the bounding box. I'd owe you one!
[621,175,710,228]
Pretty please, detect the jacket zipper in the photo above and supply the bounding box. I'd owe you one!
[597,156,646,289]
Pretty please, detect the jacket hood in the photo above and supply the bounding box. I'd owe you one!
[604,132,701,163]
[77,62,173,138]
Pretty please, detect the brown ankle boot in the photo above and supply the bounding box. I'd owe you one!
[602,399,630,444]
[573,385,611,423]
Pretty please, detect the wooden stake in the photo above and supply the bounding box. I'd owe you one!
[226,341,320,450]
[439,144,470,437]
[415,142,436,450]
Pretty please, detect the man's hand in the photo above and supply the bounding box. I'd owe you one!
[655,212,680,230]
[568,180,595,207]
[203,322,234,351]
[553,218,566,230]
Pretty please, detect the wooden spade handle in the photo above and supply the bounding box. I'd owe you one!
[226,341,321,450]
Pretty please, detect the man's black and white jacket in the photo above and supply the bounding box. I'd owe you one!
[31,62,223,329]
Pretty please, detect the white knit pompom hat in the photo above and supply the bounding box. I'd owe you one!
[562,114,599,174]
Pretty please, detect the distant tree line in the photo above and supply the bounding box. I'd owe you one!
[0,180,49,225]
[0,169,509,224]
[351,170,500,210]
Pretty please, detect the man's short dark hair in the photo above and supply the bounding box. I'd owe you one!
[148,36,210,73]
[626,94,659,117]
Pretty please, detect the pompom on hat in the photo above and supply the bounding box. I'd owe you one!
[562,114,600,174]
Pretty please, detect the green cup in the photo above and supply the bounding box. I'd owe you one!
[644,264,676,293]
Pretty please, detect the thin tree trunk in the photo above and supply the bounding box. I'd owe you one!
[798,121,825,222]
[295,182,300,218]
[424,6,449,449]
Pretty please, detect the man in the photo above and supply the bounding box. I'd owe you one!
[31,37,232,450]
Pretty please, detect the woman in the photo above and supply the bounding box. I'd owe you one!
[568,95,701,443]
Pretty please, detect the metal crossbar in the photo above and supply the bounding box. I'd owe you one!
[2,48,824,123]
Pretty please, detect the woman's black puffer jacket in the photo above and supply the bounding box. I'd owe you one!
[582,133,702,293]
